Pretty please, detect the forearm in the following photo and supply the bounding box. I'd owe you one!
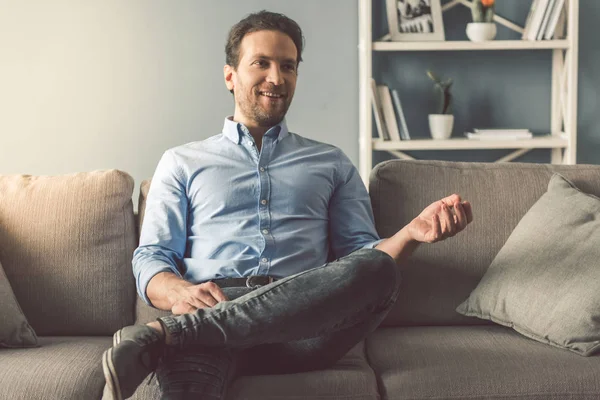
[146,271,193,311]
[375,226,420,264]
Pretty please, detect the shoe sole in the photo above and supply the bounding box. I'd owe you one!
[102,347,124,400]
[113,329,121,346]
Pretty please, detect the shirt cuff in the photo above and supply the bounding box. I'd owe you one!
[135,260,183,308]
[361,238,386,250]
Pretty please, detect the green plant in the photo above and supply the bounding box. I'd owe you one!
[426,70,453,115]
[471,0,495,23]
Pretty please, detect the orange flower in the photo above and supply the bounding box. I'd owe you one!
[481,0,495,6]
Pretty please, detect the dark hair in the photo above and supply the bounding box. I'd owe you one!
[225,10,304,70]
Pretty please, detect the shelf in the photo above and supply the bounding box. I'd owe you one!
[372,40,570,52]
[358,0,579,183]
[372,135,568,151]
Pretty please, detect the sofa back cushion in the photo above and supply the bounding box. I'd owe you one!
[369,160,600,327]
[0,170,137,335]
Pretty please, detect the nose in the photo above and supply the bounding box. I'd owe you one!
[266,64,284,86]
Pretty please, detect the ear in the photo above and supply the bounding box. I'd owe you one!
[224,65,235,92]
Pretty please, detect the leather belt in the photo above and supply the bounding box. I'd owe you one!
[213,275,277,288]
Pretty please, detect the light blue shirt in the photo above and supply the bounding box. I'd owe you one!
[134,117,382,306]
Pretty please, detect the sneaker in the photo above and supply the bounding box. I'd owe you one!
[102,325,165,400]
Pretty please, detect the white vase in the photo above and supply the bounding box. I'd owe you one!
[466,22,497,42]
[428,114,454,140]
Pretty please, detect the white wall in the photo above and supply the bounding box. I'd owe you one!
[0,1,358,207]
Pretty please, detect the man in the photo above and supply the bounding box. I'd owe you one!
[102,10,473,400]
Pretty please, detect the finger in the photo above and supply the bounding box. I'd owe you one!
[441,203,456,236]
[196,292,219,307]
[431,214,441,242]
[194,283,223,307]
[208,284,229,303]
[200,282,228,304]
[441,193,462,208]
[187,295,213,310]
[461,201,474,224]
[454,201,468,231]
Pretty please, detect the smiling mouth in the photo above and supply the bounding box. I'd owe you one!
[259,91,286,99]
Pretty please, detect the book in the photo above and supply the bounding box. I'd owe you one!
[553,3,567,39]
[391,89,411,140]
[377,85,402,141]
[370,78,389,140]
[465,132,532,140]
[544,0,566,40]
[474,129,532,134]
[522,0,540,40]
[527,0,551,41]
[537,0,556,40]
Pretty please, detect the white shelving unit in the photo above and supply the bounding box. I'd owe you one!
[358,0,579,184]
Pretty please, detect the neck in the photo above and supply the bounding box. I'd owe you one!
[231,115,280,150]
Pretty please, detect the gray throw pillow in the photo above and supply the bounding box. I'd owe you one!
[0,259,38,347]
[456,173,600,356]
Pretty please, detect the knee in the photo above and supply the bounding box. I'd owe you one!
[349,248,401,293]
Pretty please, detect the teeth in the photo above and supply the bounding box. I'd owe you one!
[261,92,283,98]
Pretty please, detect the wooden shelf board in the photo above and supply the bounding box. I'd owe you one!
[372,136,568,150]
[372,40,569,52]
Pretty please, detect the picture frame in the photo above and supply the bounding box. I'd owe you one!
[386,0,445,41]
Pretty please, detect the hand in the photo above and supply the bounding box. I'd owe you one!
[167,281,229,315]
[407,193,473,244]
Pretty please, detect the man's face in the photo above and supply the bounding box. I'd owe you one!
[225,30,298,128]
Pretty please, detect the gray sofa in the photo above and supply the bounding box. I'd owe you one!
[1,159,600,400]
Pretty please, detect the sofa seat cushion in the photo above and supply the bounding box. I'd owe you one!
[130,341,380,400]
[367,326,600,400]
[0,336,110,400]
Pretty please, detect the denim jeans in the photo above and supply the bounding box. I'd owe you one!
[155,248,400,399]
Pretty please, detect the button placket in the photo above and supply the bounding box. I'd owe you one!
[256,136,275,275]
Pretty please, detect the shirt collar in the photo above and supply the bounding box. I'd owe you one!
[222,116,289,145]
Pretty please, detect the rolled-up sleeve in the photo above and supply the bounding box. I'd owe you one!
[133,150,188,307]
[328,151,382,259]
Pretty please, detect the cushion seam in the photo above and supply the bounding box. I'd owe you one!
[458,310,600,356]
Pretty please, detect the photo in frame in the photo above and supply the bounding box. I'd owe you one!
[386,0,445,41]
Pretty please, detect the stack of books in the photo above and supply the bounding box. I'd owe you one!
[465,129,533,141]
[522,0,566,41]
[370,79,411,141]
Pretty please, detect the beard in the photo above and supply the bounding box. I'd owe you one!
[235,85,292,127]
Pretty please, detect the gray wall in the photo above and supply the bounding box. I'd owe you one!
[0,0,358,207]
[1,0,598,205]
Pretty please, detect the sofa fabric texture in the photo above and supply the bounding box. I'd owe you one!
[0,259,38,348]
[0,336,110,400]
[0,170,137,335]
[457,174,600,356]
[369,160,600,327]
[367,325,600,400]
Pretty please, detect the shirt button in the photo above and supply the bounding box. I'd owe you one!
[259,167,265,172]
[261,199,267,205]
[261,257,268,263]
[262,229,269,234]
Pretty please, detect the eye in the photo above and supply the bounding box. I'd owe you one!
[283,64,297,72]
[253,60,268,68]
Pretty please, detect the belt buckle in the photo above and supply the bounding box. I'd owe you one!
[245,276,261,288]
[245,275,273,288]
